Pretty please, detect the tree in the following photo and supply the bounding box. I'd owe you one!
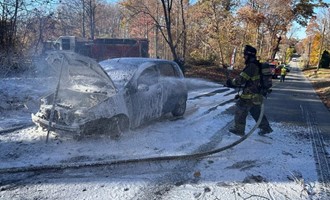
[57,0,99,39]
[187,0,239,67]
[310,33,322,66]
[0,0,25,52]
[302,5,329,68]
[237,3,266,58]
[293,0,329,26]
[0,0,59,73]
[256,0,293,60]
[285,46,295,63]
[121,0,189,72]
[319,50,330,68]
[2,0,329,75]
[96,4,123,38]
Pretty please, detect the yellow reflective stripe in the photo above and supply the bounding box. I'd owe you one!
[240,94,253,99]
[240,72,250,80]
[251,75,260,81]
[240,72,259,81]
[240,93,260,99]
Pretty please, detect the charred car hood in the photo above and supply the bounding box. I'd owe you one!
[46,51,117,95]
[32,51,124,133]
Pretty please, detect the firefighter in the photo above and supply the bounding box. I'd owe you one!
[226,45,273,136]
[280,66,287,82]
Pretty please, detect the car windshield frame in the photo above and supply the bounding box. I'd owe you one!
[99,58,184,90]
[100,60,140,89]
[47,51,117,94]
[100,58,162,89]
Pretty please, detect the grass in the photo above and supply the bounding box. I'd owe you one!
[185,65,240,84]
[302,67,330,110]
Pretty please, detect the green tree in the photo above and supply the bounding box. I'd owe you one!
[286,47,294,63]
[319,50,330,68]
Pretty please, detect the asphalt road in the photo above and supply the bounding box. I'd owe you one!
[264,64,330,187]
[265,65,329,132]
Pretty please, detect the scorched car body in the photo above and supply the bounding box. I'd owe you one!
[32,51,187,138]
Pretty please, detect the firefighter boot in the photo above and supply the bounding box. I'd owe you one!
[258,127,273,136]
[229,127,245,137]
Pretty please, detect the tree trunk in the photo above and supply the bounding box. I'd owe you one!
[271,35,281,61]
[82,0,86,38]
[160,0,184,72]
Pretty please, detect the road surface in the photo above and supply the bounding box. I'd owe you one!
[265,64,330,188]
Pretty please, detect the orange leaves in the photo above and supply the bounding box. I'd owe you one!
[309,33,322,66]
[237,6,265,26]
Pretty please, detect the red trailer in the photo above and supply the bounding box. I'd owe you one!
[90,38,149,61]
[49,36,149,61]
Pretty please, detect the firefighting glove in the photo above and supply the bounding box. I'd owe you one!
[225,79,235,88]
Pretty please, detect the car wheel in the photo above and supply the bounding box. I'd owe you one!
[81,118,111,136]
[80,116,129,139]
[171,96,187,117]
[109,115,129,140]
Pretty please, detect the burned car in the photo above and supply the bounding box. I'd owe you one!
[99,57,188,127]
[32,51,187,138]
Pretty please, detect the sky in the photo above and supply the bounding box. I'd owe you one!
[290,22,307,39]
[291,0,330,39]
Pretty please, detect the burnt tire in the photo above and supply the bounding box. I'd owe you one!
[171,96,187,117]
[80,116,129,139]
[109,116,129,139]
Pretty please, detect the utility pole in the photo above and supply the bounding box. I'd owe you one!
[82,0,86,38]
[155,1,159,58]
[317,20,326,71]
[307,38,311,68]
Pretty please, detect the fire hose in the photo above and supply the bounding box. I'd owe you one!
[0,101,264,174]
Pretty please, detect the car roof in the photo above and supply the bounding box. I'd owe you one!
[99,57,179,89]
[100,57,176,69]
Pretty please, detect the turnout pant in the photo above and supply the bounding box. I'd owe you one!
[234,98,271,133]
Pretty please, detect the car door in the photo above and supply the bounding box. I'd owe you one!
[157,63,180,113]
[130,65,163,127]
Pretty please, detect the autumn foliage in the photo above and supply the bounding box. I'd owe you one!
[0,0,329,74]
